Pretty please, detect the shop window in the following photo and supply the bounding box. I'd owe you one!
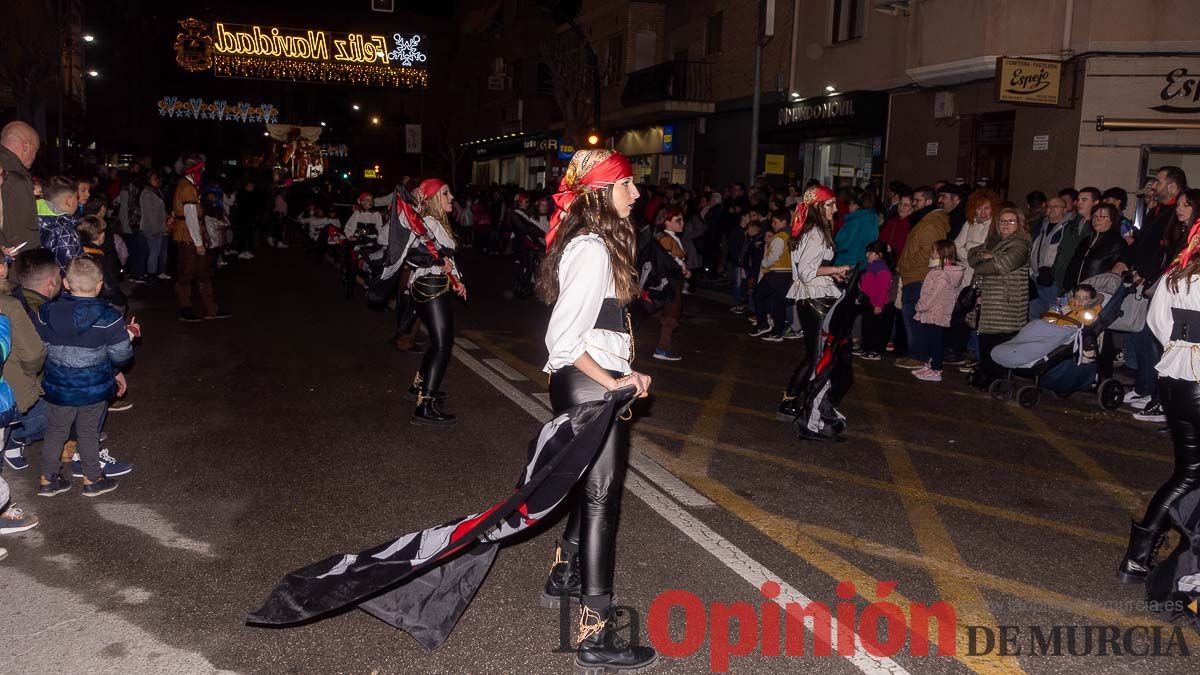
[706,12,723,56]
[831,0,864,44]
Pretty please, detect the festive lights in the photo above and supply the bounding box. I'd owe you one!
[176,18,427,89]
[212,54,427,88]
[157,96,280,123]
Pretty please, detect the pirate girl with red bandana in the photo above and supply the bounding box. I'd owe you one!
[776,185,853,438]
[397,179,467,426]
[1120,216,1200,586]
[535,149,658,671]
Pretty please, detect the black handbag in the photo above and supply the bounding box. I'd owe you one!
[1035,265,1055,287]
[953,281,980,319]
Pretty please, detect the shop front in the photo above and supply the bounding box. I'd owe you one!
[1078,55,1200,219]
[467,134,578,190]
[761,91,890,189]
[613,123,691,186]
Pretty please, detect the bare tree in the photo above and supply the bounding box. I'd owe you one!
[540,34,593,146]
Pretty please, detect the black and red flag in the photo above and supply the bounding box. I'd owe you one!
[247,388,637,649]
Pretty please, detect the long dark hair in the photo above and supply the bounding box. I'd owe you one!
[792,201,834,250]
[1164,188,1200,268]
[536,187,638,306]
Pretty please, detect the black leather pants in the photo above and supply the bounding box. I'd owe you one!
[786,297,835,396]
[549,366,629,599]
[1139,376,1200,533]
[414,290,454,395]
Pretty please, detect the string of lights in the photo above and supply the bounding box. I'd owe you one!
[212,55,428,89]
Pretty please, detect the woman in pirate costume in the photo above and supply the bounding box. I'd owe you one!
[403,179,467,427]
[1120,217,1200,584]
[776,186,852,438]
[536,149,658,672]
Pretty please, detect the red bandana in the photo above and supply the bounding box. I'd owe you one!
[417,178,446,200]
[791,185,836,238]
[547,150,633,247]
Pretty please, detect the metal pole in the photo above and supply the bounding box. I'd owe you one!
[748,38,762,185]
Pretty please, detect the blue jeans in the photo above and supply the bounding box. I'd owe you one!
[901,281,924,358]
[1127,325,1162,397]
[1029,283,1057,321]
[5,398,49,451]
[146,233,168,276]
[731,267,747,305]
[125,230,148,279]
[918,321,945,369]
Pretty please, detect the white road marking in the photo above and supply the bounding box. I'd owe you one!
[454,337,480,351]
[483,357,529,381]
[453,348,908,674]
[92,503,215,557]
[626,439,715,508]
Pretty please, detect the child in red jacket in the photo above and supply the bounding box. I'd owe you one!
[858,241,895,361]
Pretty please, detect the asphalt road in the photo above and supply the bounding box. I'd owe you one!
[0,245,1195,675]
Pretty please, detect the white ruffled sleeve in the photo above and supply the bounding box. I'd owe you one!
[545,238,610,371]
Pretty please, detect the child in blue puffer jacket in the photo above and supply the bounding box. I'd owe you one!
[34,257,133,498]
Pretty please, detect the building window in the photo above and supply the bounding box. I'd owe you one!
[831,0,864,44]
[512,58,525,95]
[706,12,723,55]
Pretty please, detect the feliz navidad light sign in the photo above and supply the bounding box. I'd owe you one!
[174,18,428,89]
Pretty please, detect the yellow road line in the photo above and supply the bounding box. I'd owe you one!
[1009,406,1144,515]
[636,424,1126,545]
[857,379,1021,674]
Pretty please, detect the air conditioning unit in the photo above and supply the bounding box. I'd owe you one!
[934,91,956,119]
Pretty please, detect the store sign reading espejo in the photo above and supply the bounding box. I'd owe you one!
[1154,67,1200,113]
[995,57,1061,105]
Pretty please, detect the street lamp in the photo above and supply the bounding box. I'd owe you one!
[352,103,361,110]
[320,121,326,127]
[825,84,837,92]
[371,116,380,125]
[82,34,95,43]
[87,70,99,78]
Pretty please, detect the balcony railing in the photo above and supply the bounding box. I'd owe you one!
[620,60,712,107]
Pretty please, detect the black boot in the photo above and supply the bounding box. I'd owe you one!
[775,392,800,422]
[412,393,456,427]
[575,605,658,674]
[1117,521,1166,584]
[539,543,580,608]
[405,385,447,402]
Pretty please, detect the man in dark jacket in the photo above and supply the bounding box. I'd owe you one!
[1116,165,1187,422]
[0,121,42,251]
[937,185,968,241]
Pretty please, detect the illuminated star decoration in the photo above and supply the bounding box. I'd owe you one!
[389,34,425,67]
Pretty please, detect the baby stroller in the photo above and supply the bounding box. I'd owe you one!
[988,279,1133,409]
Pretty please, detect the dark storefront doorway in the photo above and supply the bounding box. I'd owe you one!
[967,112,1014,197]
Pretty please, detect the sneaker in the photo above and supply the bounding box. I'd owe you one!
[730,304,747,315]
[942,353,967,365]
[70,448,133,478]
[157,273,173,280]
[267,237,277,247]
[912,365,931,376]
[3,452,27,471]
[1123,392,1151,409]
[653,349,682,362]
[238,252,255,260]
[81,477,118,498]
[895,357,925,369]
[762,334,785,343]
[205,309,233,320]
[132,277,148,284]
[0,505,39,534]
[782,328,804,340]
[855,351,881,361]
[1133,402,1166,423]
[958,357,980,373]
[914,368,943,382]
[216,259,229,268]
[179,308,203,323]
[37,474,71,498]
[108,399,133,412]
[749,326,772,337]
[275,241,289,249]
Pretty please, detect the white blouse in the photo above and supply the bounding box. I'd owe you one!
[408,216,459,286]
[1149,274,1200,382]
[344,210,384,240]
[787,228,840,300]
[543,234,632,375]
